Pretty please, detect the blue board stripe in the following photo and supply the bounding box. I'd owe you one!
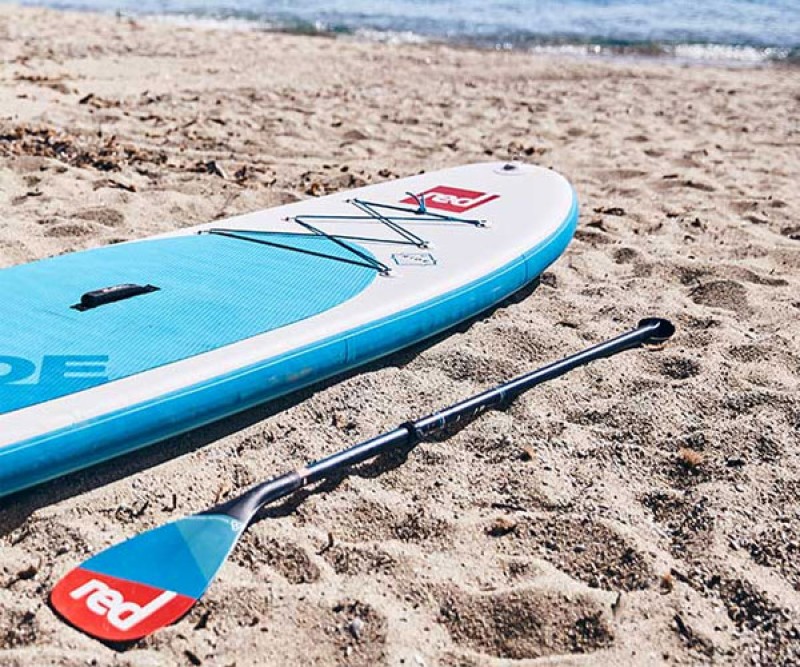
[0,194,578,497]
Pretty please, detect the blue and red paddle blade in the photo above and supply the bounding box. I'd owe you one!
[50,513,245,642]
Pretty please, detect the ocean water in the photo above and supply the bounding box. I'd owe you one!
[12,0,800,63]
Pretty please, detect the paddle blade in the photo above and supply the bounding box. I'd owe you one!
[51,513,245,642]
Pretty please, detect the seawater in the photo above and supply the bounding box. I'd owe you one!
[10,0,800,63]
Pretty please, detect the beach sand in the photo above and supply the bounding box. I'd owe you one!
[1,5,799,665]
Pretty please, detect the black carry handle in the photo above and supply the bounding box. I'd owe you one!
[72,284,159,311]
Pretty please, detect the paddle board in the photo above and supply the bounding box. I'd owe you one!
[0,162,578,497]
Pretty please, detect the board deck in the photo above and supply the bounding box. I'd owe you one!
[0,162,578,497]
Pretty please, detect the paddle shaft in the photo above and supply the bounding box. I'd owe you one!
[214,318,674,522]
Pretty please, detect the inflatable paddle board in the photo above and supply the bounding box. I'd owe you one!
[0,162,577,498]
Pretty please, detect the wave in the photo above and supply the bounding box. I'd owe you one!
[154,13,797,65]
[17,1,800,66]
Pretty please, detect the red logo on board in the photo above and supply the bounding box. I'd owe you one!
[50,568,195,641]
[401,186,500,213]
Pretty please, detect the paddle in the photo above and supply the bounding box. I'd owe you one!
[51,318,674,642]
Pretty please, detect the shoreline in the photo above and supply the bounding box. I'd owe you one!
[10,3,800,68]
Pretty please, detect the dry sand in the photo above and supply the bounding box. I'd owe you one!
[0,5,799,665]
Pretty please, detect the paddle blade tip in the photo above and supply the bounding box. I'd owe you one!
[50,567,196,642]
[49,513,244,641]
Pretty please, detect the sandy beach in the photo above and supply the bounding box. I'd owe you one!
[0,4,799,665]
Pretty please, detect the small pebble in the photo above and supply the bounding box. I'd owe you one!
[487,517,517,537]
[348,617,364,640]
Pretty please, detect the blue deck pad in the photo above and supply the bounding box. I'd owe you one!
[0,233,376,414]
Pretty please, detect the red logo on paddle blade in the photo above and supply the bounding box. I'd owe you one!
[401,186,499,213]
[51,568,195,642]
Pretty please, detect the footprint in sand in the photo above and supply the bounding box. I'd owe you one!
[658,356,702,380]
[689,279,749,312]
[438,586,613,660]
[321,497,455,549]
[496,515,653,592]
[322,543,398,577]
[246,537,320,584]
[612,247,639,264]
[43,221,96,238]
[74,207,125,228]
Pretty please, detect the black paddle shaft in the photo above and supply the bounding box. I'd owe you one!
[214,318,675,522]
